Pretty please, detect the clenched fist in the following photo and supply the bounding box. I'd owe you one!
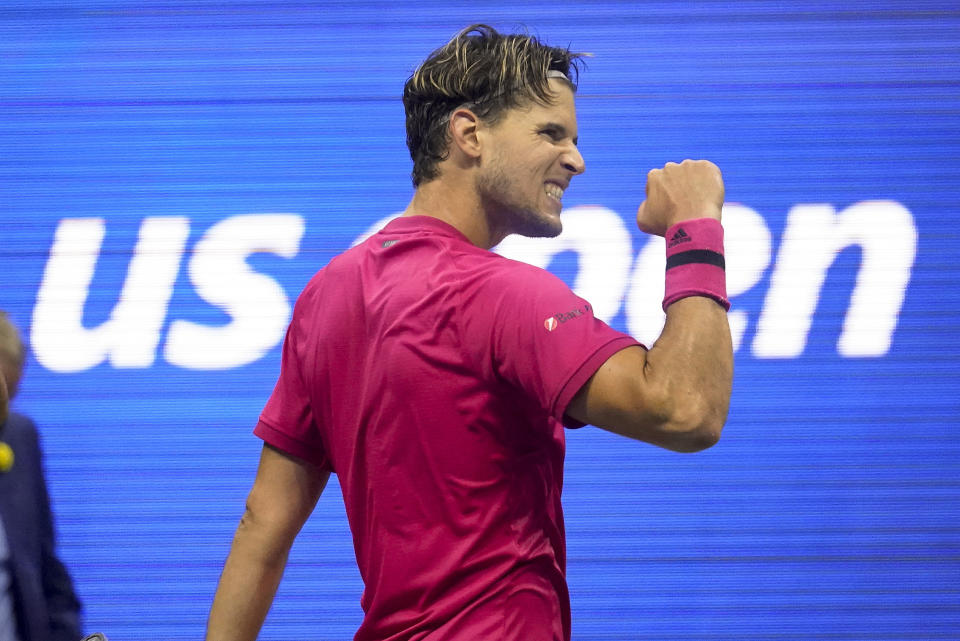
[636,159,724,237]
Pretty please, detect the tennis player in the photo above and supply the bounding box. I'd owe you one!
[207,24,732,641]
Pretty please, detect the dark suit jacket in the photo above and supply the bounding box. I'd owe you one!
[0,412,81,641]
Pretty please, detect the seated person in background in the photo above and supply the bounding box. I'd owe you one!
[0,311,82,641]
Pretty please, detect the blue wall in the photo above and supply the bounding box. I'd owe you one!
[2,2,958,638]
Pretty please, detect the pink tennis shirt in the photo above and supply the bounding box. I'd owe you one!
[255,216,640,641]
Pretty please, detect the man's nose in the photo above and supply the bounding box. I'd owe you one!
[562,145,585,176]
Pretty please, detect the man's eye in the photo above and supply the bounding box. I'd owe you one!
[540,128,559,139]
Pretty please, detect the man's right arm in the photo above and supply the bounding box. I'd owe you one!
[566,160,733,452]
[206,443,329,641]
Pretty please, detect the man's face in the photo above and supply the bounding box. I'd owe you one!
[476,78,585,239]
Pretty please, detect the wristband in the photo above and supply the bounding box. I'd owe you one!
[662,218,730,311]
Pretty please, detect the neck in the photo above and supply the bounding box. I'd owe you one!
[402,177,508,250]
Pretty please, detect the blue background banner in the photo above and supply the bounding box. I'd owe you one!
[2,2,959,639]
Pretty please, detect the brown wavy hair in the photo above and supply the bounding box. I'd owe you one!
[403,24,586,187]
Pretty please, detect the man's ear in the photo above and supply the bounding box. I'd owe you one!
[449,108,482,160]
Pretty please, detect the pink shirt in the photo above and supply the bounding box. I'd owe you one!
[255,216,639,640]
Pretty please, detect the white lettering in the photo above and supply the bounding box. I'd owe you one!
[32,217,189,373]
[752,201,917,358]
[624,234,665,347]
[33,200,915,373]
[722,204,773,350]
[164,214,305,370]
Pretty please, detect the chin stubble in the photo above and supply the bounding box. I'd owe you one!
[477,165,562,240]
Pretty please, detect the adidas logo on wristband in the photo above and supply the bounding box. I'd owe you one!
[668,227,691,247]
[663,218,729,311]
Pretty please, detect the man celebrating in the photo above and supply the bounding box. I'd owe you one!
[207,24,732,641]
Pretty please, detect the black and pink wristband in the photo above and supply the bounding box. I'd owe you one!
[662,218,730,311]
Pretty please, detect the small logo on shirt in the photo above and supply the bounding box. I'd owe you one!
[668,227,691,248]
[382,239,399,248]
[543,303,592,332]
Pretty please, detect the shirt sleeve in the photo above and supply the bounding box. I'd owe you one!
[254,310,332,470]
[477,259,642,427]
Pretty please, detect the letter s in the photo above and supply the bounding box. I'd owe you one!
[164,214,305,370]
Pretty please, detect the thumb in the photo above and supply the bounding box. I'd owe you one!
[635,201,664,237]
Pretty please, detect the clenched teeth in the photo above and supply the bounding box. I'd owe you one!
[545,183,564,201]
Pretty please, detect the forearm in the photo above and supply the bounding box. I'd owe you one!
[639,165,732,448]
[207,445,327,640]
[644,295,733,449]
[206,513,291,641]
